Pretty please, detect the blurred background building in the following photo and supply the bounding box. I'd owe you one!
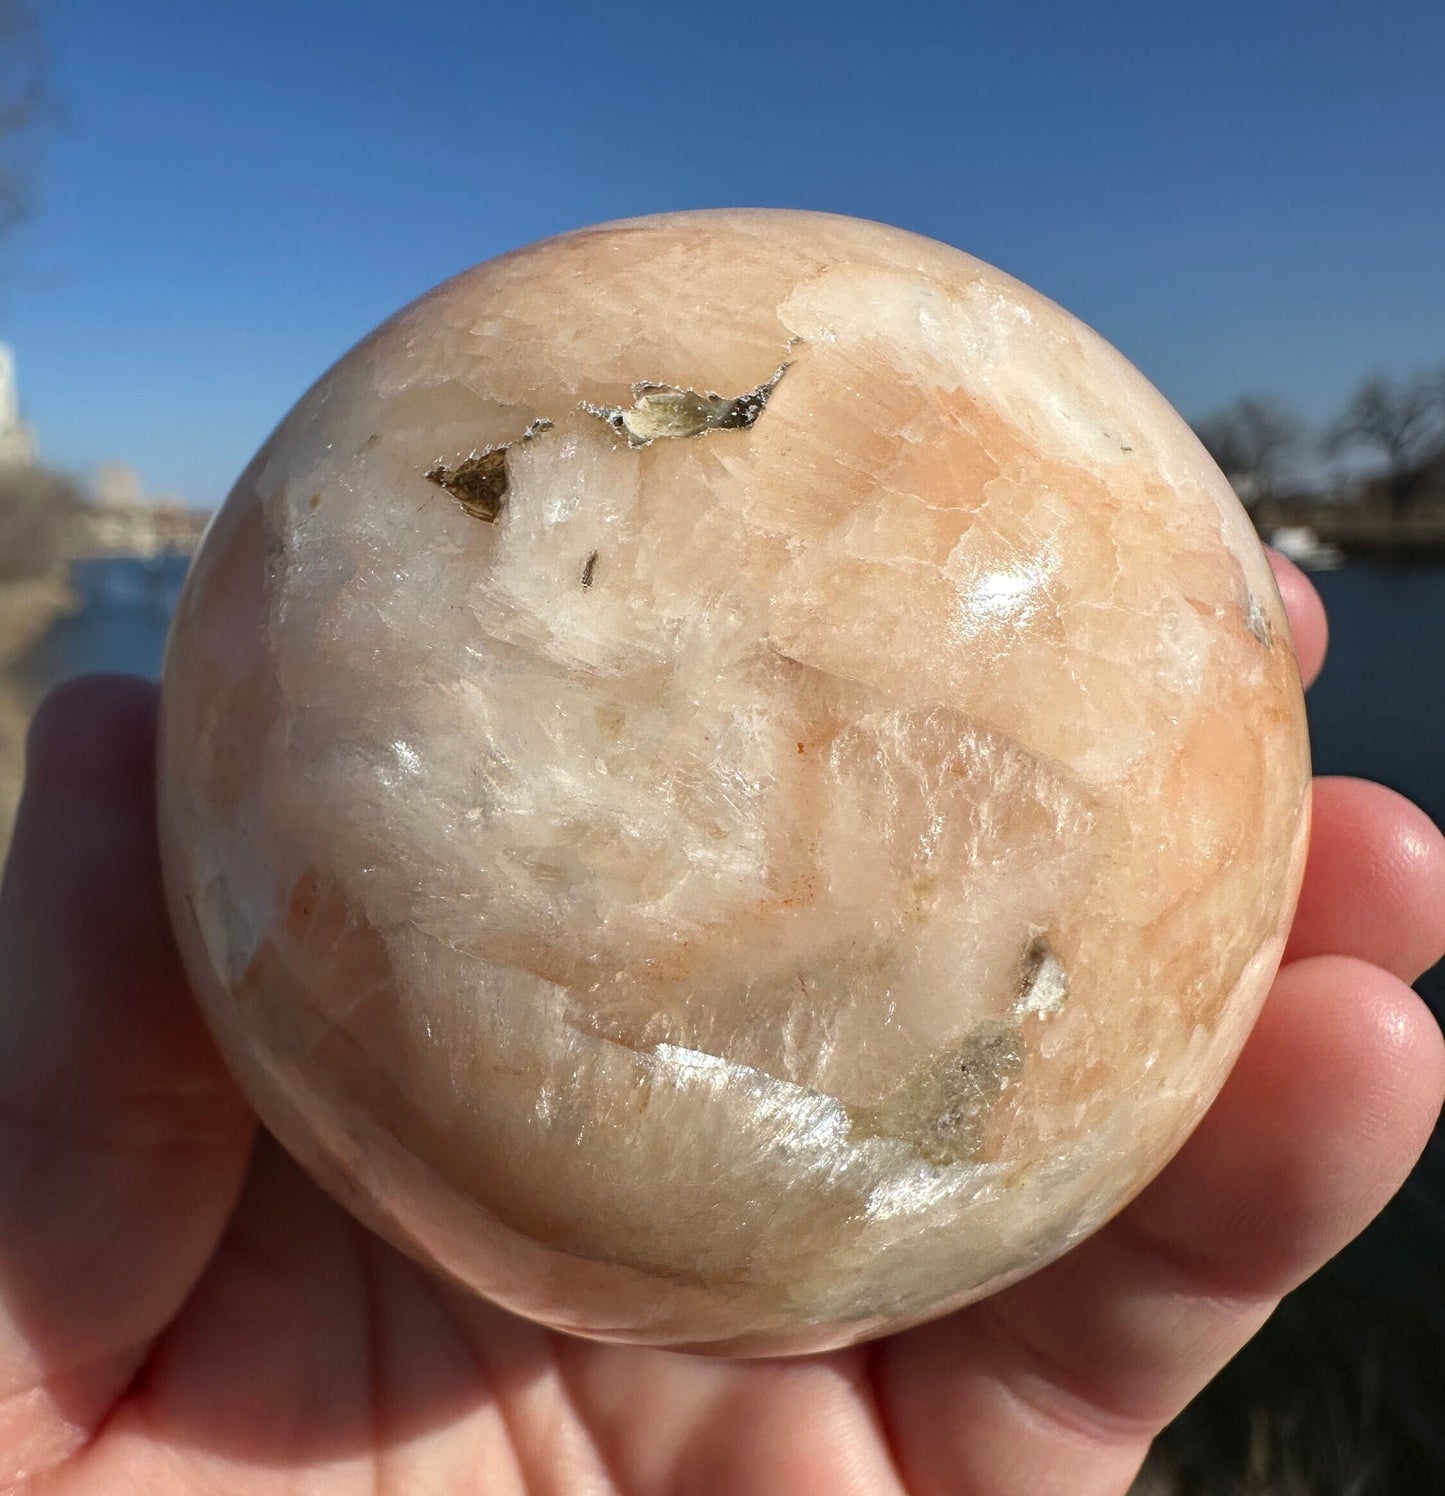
[0,342,37,466]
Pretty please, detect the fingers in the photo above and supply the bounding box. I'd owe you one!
[1124,957,1443,1297]
[1267,550,1327,689]
[875,956,1445,1496]
[1286,777,1445,983]
[0,675,255,1483]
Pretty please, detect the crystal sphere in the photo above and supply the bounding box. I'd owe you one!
[158,210,1310,1354]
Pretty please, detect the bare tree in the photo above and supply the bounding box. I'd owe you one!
[0,0,44,246]
[0,0,59,581]
[1325,369,1445,512]
[1194,396,1307,509]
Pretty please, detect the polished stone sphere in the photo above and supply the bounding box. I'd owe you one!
[158,210,1310,1354]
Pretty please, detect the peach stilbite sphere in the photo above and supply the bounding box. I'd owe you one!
[158,210,1310,1355]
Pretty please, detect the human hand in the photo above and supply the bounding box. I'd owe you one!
[2,557,1442,1495]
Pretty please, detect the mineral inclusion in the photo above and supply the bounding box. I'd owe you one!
[158,210,1311,1354]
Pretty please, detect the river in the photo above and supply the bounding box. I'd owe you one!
[22,555,1445,968]
[18,556,1445,1011]
[18,554,191,685]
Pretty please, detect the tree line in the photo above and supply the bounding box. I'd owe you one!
[1193,366,1445,515]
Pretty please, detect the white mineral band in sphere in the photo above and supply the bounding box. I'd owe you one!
[157,210,1310,1355]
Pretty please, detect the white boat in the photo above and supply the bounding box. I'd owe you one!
[1266,525,1345,571]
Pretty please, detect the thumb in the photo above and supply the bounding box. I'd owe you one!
[0,675,255,1483]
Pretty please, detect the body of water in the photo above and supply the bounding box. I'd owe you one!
[1309,565,1445,861]
[19,554,191,686]
[28,555,1445,908]
[20,557,1445,1012]
[18,553,1445,1487]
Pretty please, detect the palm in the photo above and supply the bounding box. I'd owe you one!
[64,1143,904,1494]
[3,560,1443,1496]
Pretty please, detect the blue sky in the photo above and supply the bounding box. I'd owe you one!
[2,0,1443,506]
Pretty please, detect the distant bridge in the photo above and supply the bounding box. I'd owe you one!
[67,501,213,560]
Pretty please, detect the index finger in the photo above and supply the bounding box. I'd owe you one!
[1268,549,1328,689]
